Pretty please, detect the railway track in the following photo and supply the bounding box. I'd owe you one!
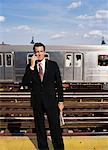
[0,91,108,136]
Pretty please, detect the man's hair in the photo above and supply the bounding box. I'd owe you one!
[33,42,45,52]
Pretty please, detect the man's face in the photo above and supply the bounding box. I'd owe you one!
[34,46,45,61]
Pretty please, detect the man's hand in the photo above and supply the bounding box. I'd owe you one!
[58,102,64,111]
[31,54,37,68]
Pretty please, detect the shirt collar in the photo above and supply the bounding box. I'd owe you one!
[38,58,45,65]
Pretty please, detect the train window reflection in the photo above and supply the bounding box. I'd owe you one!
[0,54,3,67]
[98,55,108,66]
[5,53,13,67]
[65,54,72,67]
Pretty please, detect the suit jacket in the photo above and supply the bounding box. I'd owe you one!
[22,59,63,109]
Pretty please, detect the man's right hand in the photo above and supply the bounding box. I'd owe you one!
[31,54,37,68]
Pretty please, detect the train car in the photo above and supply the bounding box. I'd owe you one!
[0,44,108,91]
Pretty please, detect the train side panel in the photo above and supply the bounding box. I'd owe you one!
[0,45,108,84]
[14,51,28,82]
[84,51,108,82]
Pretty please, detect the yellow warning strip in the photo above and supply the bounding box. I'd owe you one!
[0,136,108,150]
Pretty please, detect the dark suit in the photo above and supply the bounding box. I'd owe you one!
[22,59,64,150]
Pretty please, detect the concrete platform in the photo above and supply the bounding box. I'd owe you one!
[0,136,108,150]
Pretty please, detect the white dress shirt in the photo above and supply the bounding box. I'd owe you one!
[30,58,45,74]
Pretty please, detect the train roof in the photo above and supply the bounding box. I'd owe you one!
[0,44,108,52]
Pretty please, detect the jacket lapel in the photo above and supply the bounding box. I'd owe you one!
[34,65,40,81]
[43,59,48,82]
[33,59,49,83]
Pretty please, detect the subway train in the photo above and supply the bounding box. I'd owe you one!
[0,44,108,91]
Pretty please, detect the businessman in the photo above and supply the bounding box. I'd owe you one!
[22,43,64,150]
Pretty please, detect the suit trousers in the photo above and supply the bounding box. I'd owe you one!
[33,95,64,150]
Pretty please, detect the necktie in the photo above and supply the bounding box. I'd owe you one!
[39,63,43,81]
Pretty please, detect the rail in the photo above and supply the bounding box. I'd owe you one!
[0,91,108,98]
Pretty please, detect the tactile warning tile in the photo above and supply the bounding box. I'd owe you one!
[0,136,36,150]
[64,136,108,150]
[0,136,108,150]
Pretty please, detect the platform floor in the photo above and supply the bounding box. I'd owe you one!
[0,136,108,150]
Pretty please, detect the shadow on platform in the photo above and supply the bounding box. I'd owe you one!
[28,135,54,150]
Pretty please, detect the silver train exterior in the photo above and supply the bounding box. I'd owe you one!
[0,44,108,85]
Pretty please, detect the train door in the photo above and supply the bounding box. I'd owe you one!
[0,53,4,80]
[64,53,83,81]
[64,53,73,81]
[0,52,13,81]
[73,53,83,81]
[4,53,14,80]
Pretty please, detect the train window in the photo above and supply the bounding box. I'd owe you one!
[5,53,13,67]
[74,54,82,67]
[65,54,72,67]
[27,53,49,64]
[98,55,108,66]
[27,53,33,64]
[45,53,49,60]
[0,53,3,67]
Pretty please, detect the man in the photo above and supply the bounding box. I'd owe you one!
[22,43,64,150]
